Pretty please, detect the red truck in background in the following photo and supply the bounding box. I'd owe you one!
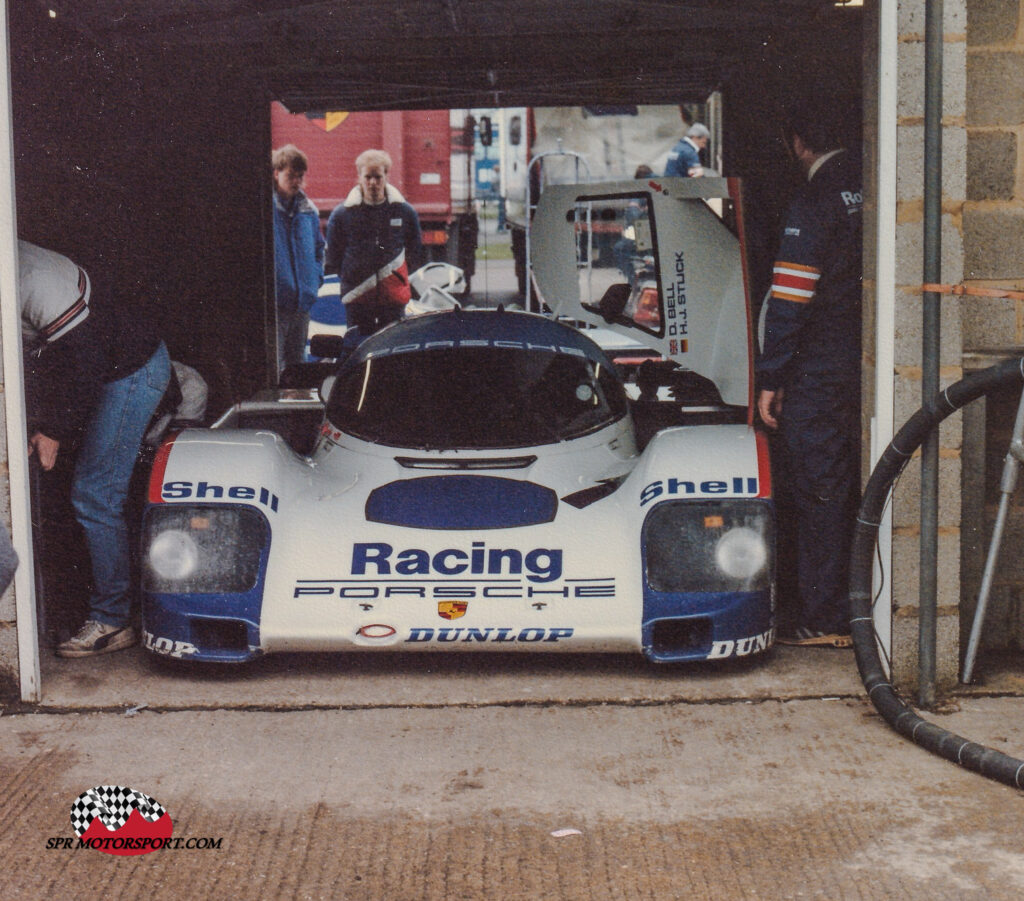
[270,102,478,286]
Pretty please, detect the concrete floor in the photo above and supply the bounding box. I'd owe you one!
[36,643,863,711]
[5,645,1024,899]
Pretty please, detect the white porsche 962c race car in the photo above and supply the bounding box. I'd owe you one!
[141,177,775,664]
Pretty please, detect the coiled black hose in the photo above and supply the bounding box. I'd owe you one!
[851,356,1024,787]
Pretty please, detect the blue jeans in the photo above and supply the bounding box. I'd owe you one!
[71,341,172,627]
[278,308,310,371]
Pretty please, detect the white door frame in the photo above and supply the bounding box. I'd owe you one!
[0,0,41,702]
[870,0,898,670]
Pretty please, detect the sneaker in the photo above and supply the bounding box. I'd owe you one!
[777,627,853,649]
[56,620,138,658]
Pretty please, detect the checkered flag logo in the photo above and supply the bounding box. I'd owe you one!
[70,785,167,837]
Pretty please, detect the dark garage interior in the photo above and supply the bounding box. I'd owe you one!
[7,0,863,644]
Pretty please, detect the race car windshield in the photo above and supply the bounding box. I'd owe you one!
[327,346,628,449]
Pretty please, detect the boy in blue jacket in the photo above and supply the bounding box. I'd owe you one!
[272,144,325,372]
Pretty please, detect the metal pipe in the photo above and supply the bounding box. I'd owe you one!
[919,0,943,707]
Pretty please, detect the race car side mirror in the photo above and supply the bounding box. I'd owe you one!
[310,334,346,359]
[318,375,336,404]
[587,283,631,325]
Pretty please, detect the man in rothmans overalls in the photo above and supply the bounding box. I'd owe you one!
[757,101,863,649]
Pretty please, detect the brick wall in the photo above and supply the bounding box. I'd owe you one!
[958,2,1024,663]
[964,1,1024,333]
[885,0,967,689]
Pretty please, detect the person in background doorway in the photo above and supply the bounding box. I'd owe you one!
[273,143,325,373]
[324,148,425,340]
[756,101,863,649]
[665,123,710,177]
[19,240,172,658]
[613,164,656,288]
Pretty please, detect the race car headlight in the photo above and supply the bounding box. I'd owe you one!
[715,526,768,581]
[149,529,200,581]
[143,506,268,593]
[644,500,774,593]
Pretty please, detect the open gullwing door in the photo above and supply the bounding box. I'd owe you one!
[531,177,753,410]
